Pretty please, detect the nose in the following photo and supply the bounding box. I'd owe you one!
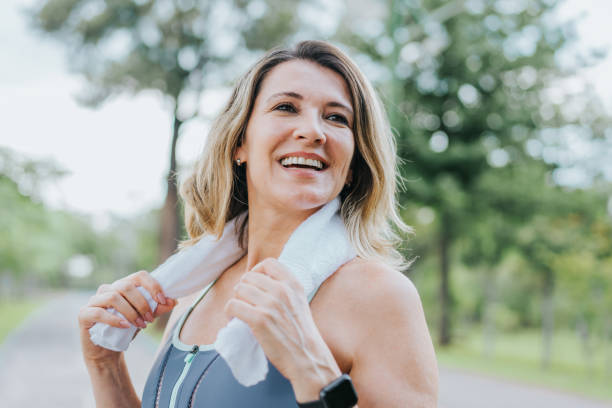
[294,111,326,144]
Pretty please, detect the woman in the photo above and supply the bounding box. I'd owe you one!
[78,40,438,407]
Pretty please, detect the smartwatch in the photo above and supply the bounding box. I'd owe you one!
[297,374,358,408]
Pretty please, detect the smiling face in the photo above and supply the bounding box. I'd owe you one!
[236,59,355,214]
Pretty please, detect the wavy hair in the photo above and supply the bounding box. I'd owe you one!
[179,40,412,270]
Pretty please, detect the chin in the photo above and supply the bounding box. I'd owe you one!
[273,189,336,212]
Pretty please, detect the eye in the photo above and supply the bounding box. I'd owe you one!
[274,103,296,112]
[327,113,349,125]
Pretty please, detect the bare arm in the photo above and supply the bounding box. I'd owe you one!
[346,262,439,407]
[82,353,141,408]
[78,270,176,408]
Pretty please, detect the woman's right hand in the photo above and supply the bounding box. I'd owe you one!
[78,270,177,364]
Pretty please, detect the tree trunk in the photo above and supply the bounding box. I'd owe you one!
[159,112,183,264]
[155,110,182,331]
[482,270,496,358]
[439,212,452,346]
[540,268,555,370]
[576,313,593,377]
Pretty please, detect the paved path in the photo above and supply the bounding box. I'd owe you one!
[0,292,158,408]
[439,366,611,408]
[0,292,610,407]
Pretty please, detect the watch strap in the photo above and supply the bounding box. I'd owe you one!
[297,400,325,408]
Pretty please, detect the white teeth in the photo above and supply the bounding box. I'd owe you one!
[280,156,324,169]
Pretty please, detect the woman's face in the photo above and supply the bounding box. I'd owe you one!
[237,60,355,214]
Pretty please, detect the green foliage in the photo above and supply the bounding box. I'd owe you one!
[0,148,162,292]
[340,0,612,353]
[0,298,43,344]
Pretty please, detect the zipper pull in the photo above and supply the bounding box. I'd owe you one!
[184,345,199,363]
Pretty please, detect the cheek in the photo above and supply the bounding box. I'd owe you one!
[336,133,355,172]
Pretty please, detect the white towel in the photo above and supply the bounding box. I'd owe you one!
[88,197,356,386]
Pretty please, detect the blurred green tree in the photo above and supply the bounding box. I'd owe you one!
[338,0,611,348]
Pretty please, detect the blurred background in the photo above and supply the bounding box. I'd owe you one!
[1,0,612,406]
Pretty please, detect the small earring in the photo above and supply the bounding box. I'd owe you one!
[236,158,242,166]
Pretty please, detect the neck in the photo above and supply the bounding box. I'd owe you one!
[243,200,319,272]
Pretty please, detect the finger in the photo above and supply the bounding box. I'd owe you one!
[252,259,302,292]
[131,270,168,306]
[241,260,304,303]
[234,281,276,307]
[153,298,177,318]
[240,270,277,293]
[224,298,260,326]
[95,283,112,295]
[251,258,285,281]
[113,279,154,323]
[89,291,146,328]
[79,306,132,330]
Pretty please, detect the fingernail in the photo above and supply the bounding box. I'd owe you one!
[156,293,167,305]
[145,312,153,322]
[120,320,131,328]
[136,317,146,328]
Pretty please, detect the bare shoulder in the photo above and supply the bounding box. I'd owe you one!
[331,257,421,312]
[328,258,439,407]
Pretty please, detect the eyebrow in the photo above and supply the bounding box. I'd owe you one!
[266,91,354,116]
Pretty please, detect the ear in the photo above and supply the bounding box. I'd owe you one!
[345,168,353,185]
[235,145,246,164]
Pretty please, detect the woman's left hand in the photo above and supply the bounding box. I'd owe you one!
[224,258,342,401]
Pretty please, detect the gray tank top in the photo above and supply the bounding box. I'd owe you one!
[141,278,323,408]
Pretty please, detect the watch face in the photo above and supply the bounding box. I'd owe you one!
[321,375,358,408]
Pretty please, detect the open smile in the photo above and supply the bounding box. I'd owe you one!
[278,152,329,171]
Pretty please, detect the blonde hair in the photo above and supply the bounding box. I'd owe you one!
[179,40,412,270]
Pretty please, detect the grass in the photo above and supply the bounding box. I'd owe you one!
[0,298,43,345]
[436,326,612,402]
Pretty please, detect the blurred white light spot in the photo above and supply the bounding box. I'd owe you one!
[100,29,132,61]
[495,0,528,15]
[465,0,485,14]
[466,55,482,72]
[376,36,395,56]
[552,167,589,188]
[138,18,162,47]
[482,132,499,150]
[442,110,461,128]
[247,0,267,18]
[395,61,413,79]
[178,47,199,71]
[479,74,496,91]
[79,0,106,19]
[488,148,510,167]
[518,66,538,89]
[486,113,503,129]
[400,42,421,64]
[539,104,555,121]
[430,131,449,153]
[417,207,435,224]
[484,15,502,31]
[458,84,481,108]
[394,26,411,43]
[67,255,94,279]
[417,70,438,93]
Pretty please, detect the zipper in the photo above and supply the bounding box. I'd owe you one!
[169,345,199,408]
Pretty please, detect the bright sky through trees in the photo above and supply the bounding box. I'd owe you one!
[1,0,610,223]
